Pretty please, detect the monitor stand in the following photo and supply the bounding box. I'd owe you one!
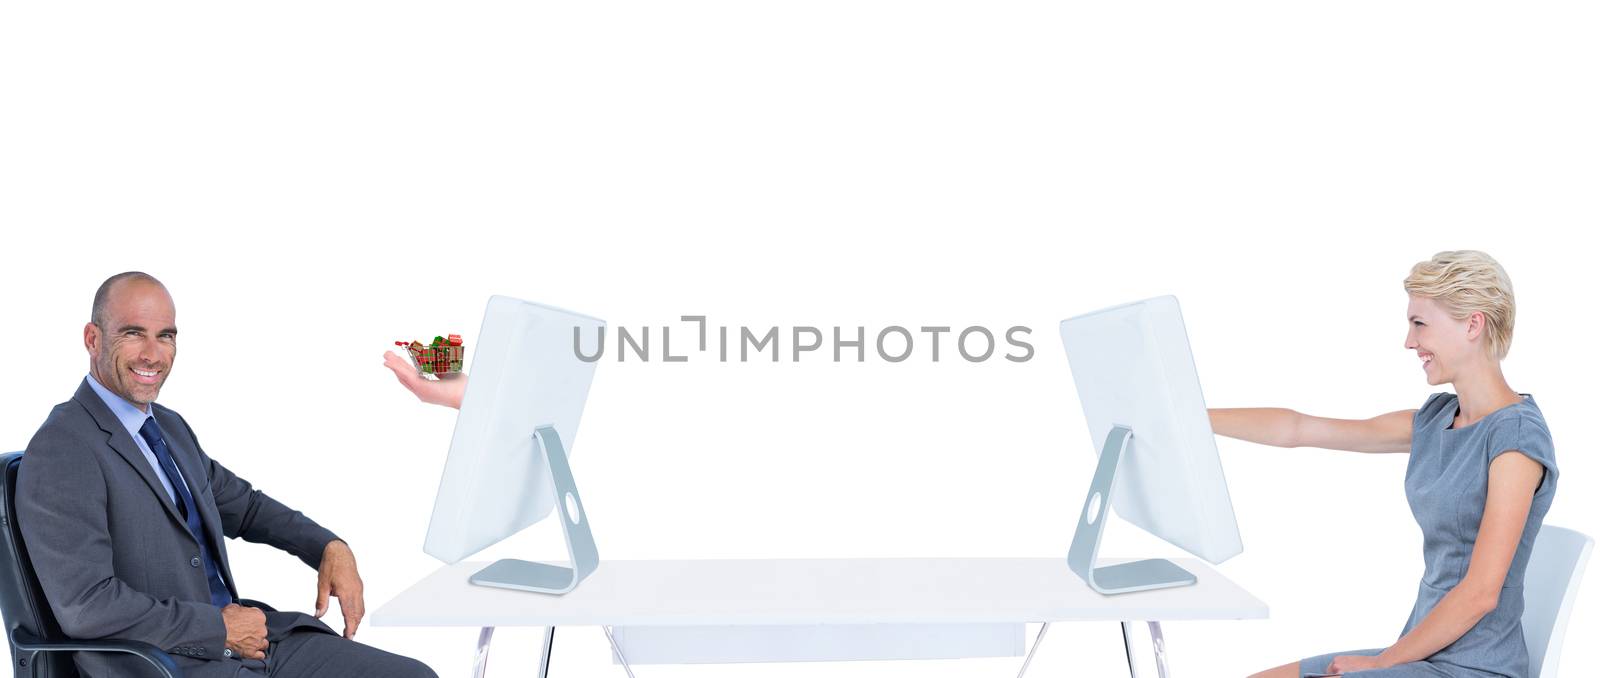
[469,425,600,595]
[1067,425,1197,595]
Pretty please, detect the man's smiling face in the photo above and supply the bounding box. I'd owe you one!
[85,278,177,412]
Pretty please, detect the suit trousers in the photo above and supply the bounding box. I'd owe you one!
[230,612,435,678]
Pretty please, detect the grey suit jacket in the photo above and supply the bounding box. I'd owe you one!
[16,380,340,678]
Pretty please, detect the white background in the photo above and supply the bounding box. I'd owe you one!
[3,2,1596,676]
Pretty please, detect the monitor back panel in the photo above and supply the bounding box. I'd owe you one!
[424,295,605,564]
[1059,295,1242,564]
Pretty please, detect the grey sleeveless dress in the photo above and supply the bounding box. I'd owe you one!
[1298,392,1559,677]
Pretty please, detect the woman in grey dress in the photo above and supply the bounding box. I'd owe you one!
[1211,250,1558,678]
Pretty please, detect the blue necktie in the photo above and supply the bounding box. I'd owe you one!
[138,417,234,608]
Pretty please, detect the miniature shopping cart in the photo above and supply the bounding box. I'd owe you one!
[396,334,465,375]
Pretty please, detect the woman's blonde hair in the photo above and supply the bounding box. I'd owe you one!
[1403,250,1516,360]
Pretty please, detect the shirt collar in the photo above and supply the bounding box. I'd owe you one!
[85,372,155,439]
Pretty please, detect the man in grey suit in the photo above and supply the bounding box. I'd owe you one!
[17,272,436,678]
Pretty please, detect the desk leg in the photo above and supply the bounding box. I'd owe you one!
[601,626,637,678]
[1121,623,1136,677]
[474,627,494,678]
[1147,622,1170,678]
[535,627,556,678]
[1117,622,1171,678]
[1014,622,1051,677]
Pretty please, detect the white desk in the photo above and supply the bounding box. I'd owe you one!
[373,558,1267,677]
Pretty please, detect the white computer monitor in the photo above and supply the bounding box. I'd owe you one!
[423,295,606,594]
[1058,295,1242,594]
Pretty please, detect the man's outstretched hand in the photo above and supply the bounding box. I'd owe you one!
[383,350,466,409]
[315,539,365,638]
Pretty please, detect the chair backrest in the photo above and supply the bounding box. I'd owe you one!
[0,451,77,677]
[1523,524,1594,678]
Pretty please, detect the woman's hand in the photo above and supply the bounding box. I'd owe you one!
[383,350,466,409]
[1326,653,1390,674]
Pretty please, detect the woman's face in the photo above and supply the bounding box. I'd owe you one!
[1404,294,1482,386]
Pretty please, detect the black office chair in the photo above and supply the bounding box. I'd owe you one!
[0,452,182,678]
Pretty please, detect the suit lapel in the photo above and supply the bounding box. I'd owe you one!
[152,407,237,591]
[72,380,190,531]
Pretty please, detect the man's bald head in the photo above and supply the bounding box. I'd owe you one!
[91,272,167,329]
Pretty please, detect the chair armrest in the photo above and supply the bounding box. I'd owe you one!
[10,628,183,678]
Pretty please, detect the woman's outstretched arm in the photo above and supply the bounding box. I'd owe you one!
[1209,407,1415,453]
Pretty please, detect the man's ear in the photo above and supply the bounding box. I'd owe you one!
[84,322,100,356]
